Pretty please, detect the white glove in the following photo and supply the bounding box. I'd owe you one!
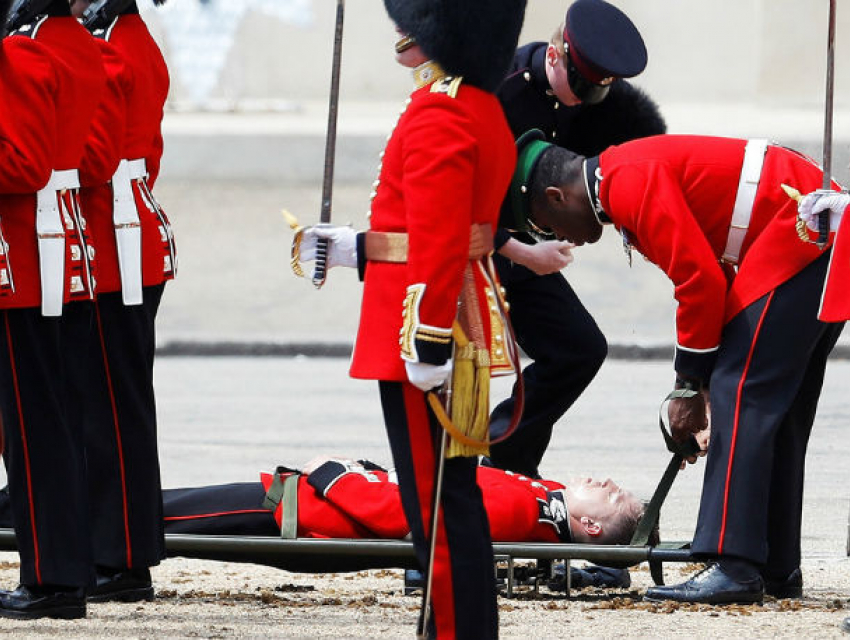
[797,191,850,233]
[405,360,453,392]
[300,224,358,269]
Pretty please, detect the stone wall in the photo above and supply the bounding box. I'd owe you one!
[145,0,849,109]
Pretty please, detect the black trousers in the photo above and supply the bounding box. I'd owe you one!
[692,251,844,575]
[80,285,166,571]
[380,381,497,640]
[161,482,276,536]
[0,305,93,588]
[489,252,607,477]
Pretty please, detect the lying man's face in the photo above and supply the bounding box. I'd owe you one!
[563,477,644,544]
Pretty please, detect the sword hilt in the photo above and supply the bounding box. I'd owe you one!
[817,210,831,250]
[312,238,329,288]
[815,188,835,250]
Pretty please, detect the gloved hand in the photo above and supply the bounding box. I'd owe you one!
[299,224,358,269]
[797,190,850,232]
[404,360,453,392]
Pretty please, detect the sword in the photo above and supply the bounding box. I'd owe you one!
[815,0,837,249]
[312,0,345,288]
[786,0,838,248]
[416,427,448,640]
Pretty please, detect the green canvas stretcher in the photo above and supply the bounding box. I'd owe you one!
[0,528,692,590]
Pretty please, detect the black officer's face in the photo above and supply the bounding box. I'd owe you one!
[532,186,602,246]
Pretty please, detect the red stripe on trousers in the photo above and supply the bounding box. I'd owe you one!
[401,382,457,640]
[4,313,42,583]
[718,291,775,554]
[95,302,133,568]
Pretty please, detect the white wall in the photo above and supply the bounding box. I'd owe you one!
[144,0,849,109]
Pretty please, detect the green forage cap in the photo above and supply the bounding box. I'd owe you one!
[509,129,553,230]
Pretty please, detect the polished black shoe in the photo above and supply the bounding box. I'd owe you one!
[763,567,803,599]
[0,584,86,619]
[88,567,154,603]
[644,563,764,605]
[841,615,850,633]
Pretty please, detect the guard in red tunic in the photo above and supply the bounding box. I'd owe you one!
[0,0,106,619]
[155,460,645,547]
[510,131,845,605]
[295,1,526,636]
[72,0,173,604]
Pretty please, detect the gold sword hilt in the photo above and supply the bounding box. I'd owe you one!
[281,209,306,278]
[781,183,812,244]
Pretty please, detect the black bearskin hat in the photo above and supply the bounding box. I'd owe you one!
[5,0,64,35]
[0,0,13,35]
[383,0,527,93]
[83,0,164,31]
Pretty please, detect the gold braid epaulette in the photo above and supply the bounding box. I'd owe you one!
[430,76,463,98]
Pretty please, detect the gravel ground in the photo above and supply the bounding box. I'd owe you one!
[0,359,848,637]
[0,556,848,638]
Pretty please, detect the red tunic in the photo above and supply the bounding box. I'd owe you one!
[79,15,174,294]
[349,78,516,380]
[820,202,850,322]
[0,17,105,309]
[598,135,841,376]
[260,465,568,542]
[78,37,128,294]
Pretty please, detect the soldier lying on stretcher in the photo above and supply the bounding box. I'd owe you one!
[0,458,653,545]
[148,457,655,546]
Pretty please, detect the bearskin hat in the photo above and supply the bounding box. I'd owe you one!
[0,0,13,35]
[383,0,527,93]
[5,0,58,34]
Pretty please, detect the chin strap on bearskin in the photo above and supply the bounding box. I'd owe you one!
[383,0,527,93]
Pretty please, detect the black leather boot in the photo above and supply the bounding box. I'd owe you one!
[0,584,86,619]
[88,567,154,603]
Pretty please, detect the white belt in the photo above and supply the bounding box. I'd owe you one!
[47,169,80,191]
[127,158,147,180]
[112,159,143,306]
[722,139,769,265]
[36,169,80,316]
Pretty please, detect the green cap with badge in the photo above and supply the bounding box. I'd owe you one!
[509,129,554,231]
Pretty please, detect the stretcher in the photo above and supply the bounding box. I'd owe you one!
[0,408,699,595]
[0,528,692,596]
